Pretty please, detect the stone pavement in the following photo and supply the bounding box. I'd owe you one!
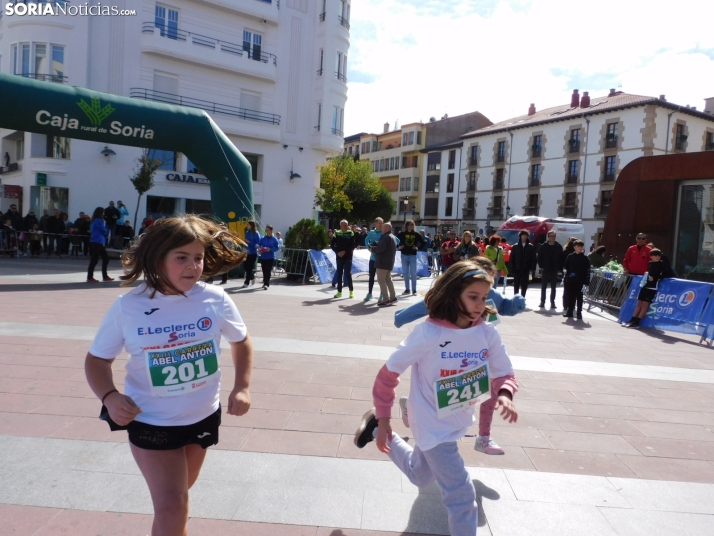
[1,257,714,535]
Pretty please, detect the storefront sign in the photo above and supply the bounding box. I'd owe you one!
[166,173,209,185]
[36,173,47,186]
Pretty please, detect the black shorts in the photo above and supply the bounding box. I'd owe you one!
[638,287,657,303]
[100,405,221,450]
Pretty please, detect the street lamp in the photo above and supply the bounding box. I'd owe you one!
[403,197,409,228]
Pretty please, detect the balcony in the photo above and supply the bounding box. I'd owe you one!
[524,206,539,216]
[15,72,67,84]
[463,208,475,219]
[569,140,580,153]
[566,174,578,185]
[141,22,277,82]
[531,146,542,158]
[467,181,477,192]
[130,88,280,125]
[469,157,478,166]
[706,141,714,151]
[319,11,326,21]
[605,135,618,149]
[529,178,540,188]
[675,135,688,151]
[558,206,578,218]
[190,0,279,24]
[336,72,348,83]
[602,173,615,182]
[493,179,503,190]
[594,203,611,218]
[490,208,504,219]
[338,16,350,30]
[0,163,20,175]
[331,127,344,137]
[496,154,505,163]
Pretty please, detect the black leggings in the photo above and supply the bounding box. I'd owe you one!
[87,242,109,279]
[368,259,377,294]
[244,254,257,285]
[261,258,274,287]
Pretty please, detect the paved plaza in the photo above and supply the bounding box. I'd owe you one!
[1,258,714,535]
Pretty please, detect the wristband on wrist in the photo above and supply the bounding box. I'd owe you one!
[101,389,118,404]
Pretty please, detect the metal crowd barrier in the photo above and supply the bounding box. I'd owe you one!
[584,269,635,313]
[0,228,19,256]
[280,248,317,284]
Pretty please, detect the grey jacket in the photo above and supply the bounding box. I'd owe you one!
[372,232,397,270]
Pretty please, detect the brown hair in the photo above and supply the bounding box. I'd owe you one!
[120,215,247,297]
[461,230,472,243]
[424,260,497,324]
[594,245,606,255]
[488,234,501,247]
[573,239,585,247]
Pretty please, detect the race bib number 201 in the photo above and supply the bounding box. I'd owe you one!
[146,339,219,397]
[434,364,491,419]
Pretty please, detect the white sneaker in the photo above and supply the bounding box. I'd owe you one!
[399,397,410,428]
[242,283,249,288]
[474,436,504,455]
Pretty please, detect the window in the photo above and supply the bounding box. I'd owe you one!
[448,149,456,169]
[569,129,580,152]
[401,156,408,168]
[470,145,478,166]
[497,141,506,162]
[244,154,259,181]
[562,192,577,217]
[378,141,383,151]
[319,0,326,20]
[409,132,414,145]
[567,160,579,184]
[416,131,422,145]
[243,30,263,61]
[147,195,178,219]
[600,190,613,213]
[148,149,175,171]
[155,5,179,39]
[565,192,576,206]
[494,168,504,189]
[19,43,30,75]
[318,49,323,75]
[530,164,541,186]
[706,132,714,151]
[676,124,687,151]
[468,171,477,191]
[605,123,618,148]
[532,135,542,158]
[413,177,418,191]
[186,199,212,215]
[467,197,475,209]
[424,198,438,216]
[16,138,24,161]
[332,106,344,136]
[406,177,411,191]
[445,197,453,217]
[447,173,454,193]
[426,175,439,193]
[427,152,440,171]
[526,194,539,216]
[412,155,418,168]
[603,155,616,181]
[400,177,406,191]
[492,196,503,216]
[372,141,377,152]
[316,103,321,132]
[335,52,347,82]
[34,44,47,77]
[402,133,408,146]
[186,156,201,174]
[47,136,70,159]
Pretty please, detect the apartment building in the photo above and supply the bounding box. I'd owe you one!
[425,89,714,242]
[0,0,350,233]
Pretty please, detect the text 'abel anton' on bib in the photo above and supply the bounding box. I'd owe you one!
[145,338,219,397]
[434,364,491,419]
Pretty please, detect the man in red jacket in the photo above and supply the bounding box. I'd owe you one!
[623,233,651,275]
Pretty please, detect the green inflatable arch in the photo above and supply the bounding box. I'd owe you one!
[0,73,253,235]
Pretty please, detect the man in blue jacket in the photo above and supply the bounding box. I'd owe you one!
[243,220,261,288]
[363,217,383,301]
[258,225,280,290]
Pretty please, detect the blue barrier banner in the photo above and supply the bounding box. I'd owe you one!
[618,277,712,335]
[315,249,430,279]
[309,250,335,284]
[699,290,714,340]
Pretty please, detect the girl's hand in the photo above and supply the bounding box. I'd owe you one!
[105,392,142,426]
[227,388,251,416]
[376,418,393,453]
[494,395,518,424]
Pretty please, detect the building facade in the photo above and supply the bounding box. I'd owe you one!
[0,0,350,233]
[423,90,714,243]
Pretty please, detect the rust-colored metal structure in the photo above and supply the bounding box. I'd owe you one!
[602,151,714,264]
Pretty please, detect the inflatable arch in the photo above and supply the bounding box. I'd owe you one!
[0,73,253,235]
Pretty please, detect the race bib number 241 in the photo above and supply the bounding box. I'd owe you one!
[434,364,491,419]
[146,339,219,397]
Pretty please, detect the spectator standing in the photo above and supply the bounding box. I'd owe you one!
[509,230,536,297]
[484,235,509,286]
[122,220,135,248]
[396,220,424,296]
[331,220,357,298]
[28,224,42,257]
[4,203,23,231]
[104,201,120,243]
[21,209,39,256]
[116,201,129,227]
[364,217,384,301]
[623,233,652,275]
[74,212,90,255]
[439,231,460,273]
[371,222,398,307]
[588,246,607,269]
[453,231,480,262]
[39,209,50,253]
[356,226,367,247]
[562,240,590,319]
[624,248,672,328]
[537,231,563,309]
[86,207,113,283]
[45,209,65,258]
[258,225,279,290]
[242,220,261,288]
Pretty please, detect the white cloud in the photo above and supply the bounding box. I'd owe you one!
[344,0,714,135]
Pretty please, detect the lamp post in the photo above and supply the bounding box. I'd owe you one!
[403,197,409,229]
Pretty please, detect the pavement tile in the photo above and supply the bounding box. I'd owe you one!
[598,507,714,536]
[50,416,127,443]
[250,392,325,413]
[289,456,403,492]
[632,407,714,425]
[350,387,373,401]
[628,420,714,441]
[31,395,99,417]
[570,392,651,408]
[310,373,377,388]
[523,448,638,478]
[607,477,714,514]
[550,415,645,436]
[0,411,79,437]
[514,399,572,415]
[0,377,38,393]
[635,395,714,412]
[361,490,450,535]
[0,503,62,535]
[15,379,95,398]
[321,397,377,416]
[561,403,648,421]
[623,436,714,460]
[213,425,252,451]
[458,443,536,471]
[34,508,154,535]
[0,363,80,381]
[286,411,367,435]
[240,429,341,457]
[188,518,318,536]
[252,368,315,384]
[224,378,285,394]
[515,388,580,403]
[0,392,58,413]
[336,434,392,462]
[220,407,292,430]
[480,426,552,449]
[490,411,563,431]
[316,528,434,536]
[280,382,354,399]
[540,430,642,455]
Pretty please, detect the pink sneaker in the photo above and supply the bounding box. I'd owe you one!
[474,436,504,455]
[399,397,410,428]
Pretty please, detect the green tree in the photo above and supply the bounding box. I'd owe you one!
[315,153,394,223]
[130,149,161,229]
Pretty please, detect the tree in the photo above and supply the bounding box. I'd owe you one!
[130,149,161,229]
[314,154,394,223]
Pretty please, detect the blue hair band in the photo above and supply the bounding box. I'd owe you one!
[462,269,486,279]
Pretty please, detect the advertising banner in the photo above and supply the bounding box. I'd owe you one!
[313,249,431,280]
[308,249,335,284]
[698,290,714,340]
[618,277,713,335]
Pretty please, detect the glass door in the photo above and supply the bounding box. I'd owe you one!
[674,180,714,279]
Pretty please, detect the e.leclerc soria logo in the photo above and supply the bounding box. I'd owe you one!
[77,97,115,126]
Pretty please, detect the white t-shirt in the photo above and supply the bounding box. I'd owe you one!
[89,282,247,426]
[386,320,514,451]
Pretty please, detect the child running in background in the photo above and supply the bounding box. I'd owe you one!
[354,261,518,536]
[84,215,252,536]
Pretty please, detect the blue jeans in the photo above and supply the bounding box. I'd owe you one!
[387,434,477,536]
[401,254,418,291]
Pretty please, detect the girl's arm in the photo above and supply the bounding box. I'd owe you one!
[373,364,400,453]
[84,353,141,425]
[227,334,253,416]
[394,299,429,328]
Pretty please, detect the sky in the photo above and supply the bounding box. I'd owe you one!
[343,0,714,135]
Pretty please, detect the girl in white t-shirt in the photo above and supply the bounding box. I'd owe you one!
[85,215,252,536]
[354,261,519,536]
